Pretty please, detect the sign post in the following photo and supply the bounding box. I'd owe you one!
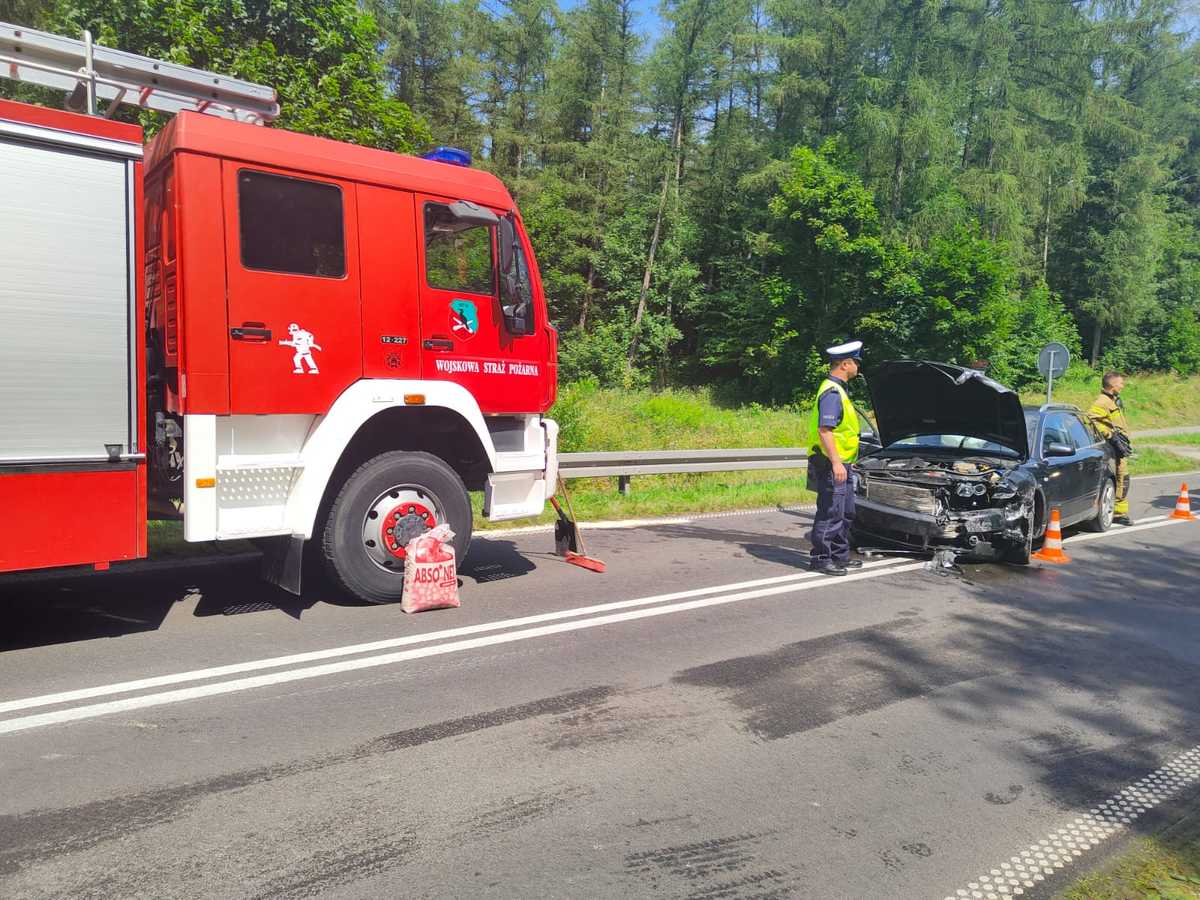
[1037,342,1070,403]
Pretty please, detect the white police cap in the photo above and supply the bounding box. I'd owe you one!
[825,340,863,361]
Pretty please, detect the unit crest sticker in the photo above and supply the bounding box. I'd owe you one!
[279,323,322,374]
[449,299,479,341]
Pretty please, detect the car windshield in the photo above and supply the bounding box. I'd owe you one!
[885,434,1020,458]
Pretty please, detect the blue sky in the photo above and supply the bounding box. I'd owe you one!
[559,0,666,42]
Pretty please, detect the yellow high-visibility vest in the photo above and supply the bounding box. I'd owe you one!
[808,378,860,463]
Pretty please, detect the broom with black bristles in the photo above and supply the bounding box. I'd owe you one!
[550,477,606,573]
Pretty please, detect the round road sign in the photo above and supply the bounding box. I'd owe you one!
[1038,342,1070,378]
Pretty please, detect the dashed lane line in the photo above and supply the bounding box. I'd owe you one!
[943,746,1200,899]
[0,561,926,736]
[0,559,903,716]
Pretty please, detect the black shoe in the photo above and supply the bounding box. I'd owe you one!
[811,562,848,576]
[839,559,864,569]
[1114,515,1135,526]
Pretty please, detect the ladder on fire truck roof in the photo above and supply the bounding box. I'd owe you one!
[0,20,279,124]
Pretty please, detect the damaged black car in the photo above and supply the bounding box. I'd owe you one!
[851,360,1118,564]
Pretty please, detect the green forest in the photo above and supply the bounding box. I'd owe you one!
[5,0,1200,402]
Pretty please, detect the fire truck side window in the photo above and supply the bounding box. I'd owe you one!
[238,170,345,277]
[424,203,495,295]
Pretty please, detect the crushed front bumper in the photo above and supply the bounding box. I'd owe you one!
[852,497,1023,557]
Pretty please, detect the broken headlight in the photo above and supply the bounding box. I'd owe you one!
[991,483,1018,501]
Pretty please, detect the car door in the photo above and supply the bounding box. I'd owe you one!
[1066,412,1106,521]
[1038,412,1083,519]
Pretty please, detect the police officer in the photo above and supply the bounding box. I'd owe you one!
[807,341,863,575]
[1089,372,1134,525]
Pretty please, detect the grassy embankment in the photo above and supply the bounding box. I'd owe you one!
[1058,805,1200,899]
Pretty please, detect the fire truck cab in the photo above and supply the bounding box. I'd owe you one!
[0,22,559,604]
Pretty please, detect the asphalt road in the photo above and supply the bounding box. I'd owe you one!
[1,472,1198,900]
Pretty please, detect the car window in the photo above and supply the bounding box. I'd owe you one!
[1041,413,1074,454]
[1067,414,1095,449]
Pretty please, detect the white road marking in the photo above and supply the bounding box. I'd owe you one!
[1,504,1192,736]
[943,745,1200,899]
[480,504,813,537]
[483,471,1197,536]
[1063,515,1180,545]
[0,561,927,735]
[0,559,901,715]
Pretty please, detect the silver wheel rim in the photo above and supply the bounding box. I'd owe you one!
[1099,481,1115,529]
[361,484,443,574]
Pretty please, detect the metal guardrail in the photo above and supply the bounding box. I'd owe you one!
[559,448,809,479]
[559,448,809,494]
[558,426,1198,493]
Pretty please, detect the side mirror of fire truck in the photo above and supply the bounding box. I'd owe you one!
[498,214,534,334]
[498,214,519,295]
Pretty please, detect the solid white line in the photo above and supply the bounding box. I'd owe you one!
[0,562,928,735]
[1064,515,1192,546]
[942,746,1200,900]
[0,559,901,716]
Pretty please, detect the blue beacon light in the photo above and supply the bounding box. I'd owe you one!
[421,146,472,167]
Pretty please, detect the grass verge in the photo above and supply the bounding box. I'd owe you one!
[1058,801,1200,899]
[1130,449,1200,477]
[1149,433,1200,446]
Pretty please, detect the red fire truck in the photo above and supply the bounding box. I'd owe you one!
[0,22,559,603]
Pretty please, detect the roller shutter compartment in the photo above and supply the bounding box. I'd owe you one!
[0,138,134,463]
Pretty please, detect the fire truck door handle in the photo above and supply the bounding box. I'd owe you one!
[422,338,454,351]
[231,323,272,342]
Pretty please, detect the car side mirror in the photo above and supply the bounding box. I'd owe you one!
[1045,442,1074,458]
[859,431,881,449]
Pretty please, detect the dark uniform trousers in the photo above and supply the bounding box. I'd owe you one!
[808,452,856,564]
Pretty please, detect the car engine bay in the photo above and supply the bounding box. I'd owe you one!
[854,452,1033,558]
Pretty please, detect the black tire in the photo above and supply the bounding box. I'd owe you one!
[1003,517,1033,565]
[1084,478,1116,533]
[321,451,472,604]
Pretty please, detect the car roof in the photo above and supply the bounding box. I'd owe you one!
[1022,403,1082,414]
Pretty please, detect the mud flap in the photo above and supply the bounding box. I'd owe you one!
[259,534,305,596]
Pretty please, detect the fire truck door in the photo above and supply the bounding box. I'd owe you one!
[223,163,363,414]
[415,194,548,413]
[358,184,421,379]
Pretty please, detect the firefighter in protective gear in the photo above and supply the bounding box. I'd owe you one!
[806,340,863,575]
[1089,372,1133,525]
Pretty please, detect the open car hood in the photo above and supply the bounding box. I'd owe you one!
[864,360,1029,459]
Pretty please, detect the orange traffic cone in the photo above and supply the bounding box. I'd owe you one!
[1170,483,1196,521]
[1032,508,1071,563]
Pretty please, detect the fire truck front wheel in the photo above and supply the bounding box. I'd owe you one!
[321,451,473,604]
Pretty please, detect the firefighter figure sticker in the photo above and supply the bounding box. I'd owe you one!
[280,323,322,374]
[449,299,479,341]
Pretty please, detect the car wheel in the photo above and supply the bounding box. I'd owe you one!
[1003,518,1033,565]
[1085,478,1115,533]
[321,451,472,604]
